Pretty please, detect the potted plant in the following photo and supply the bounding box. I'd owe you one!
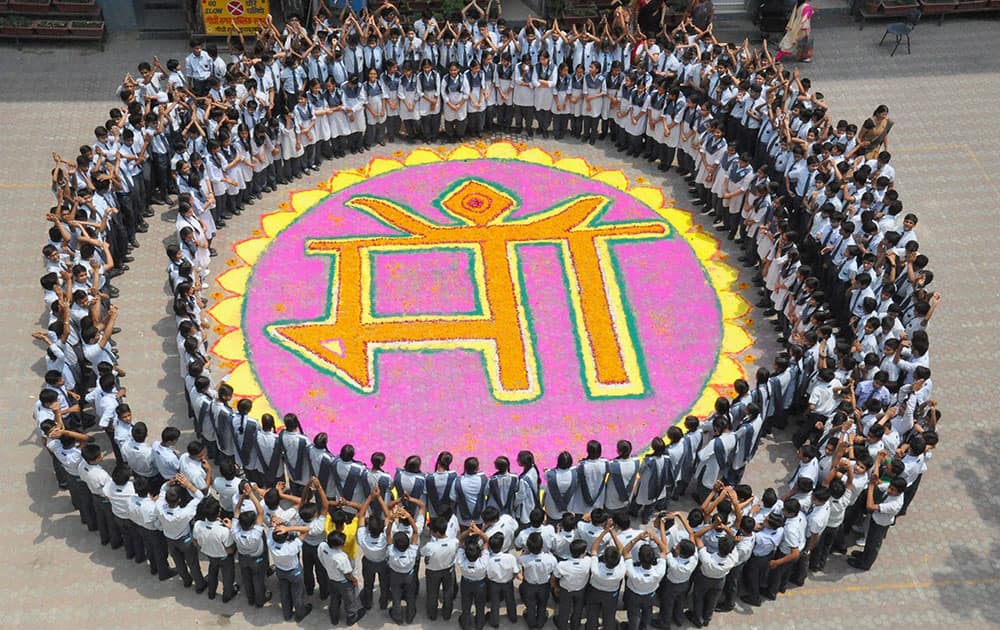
[0,15,36,35]
[33,18,70,36]
[9,0,51,13]
[70,18,103,36]
[916,0,958,14]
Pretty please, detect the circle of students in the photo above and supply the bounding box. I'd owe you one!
[34,2,944,628]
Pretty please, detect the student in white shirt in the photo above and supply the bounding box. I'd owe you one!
[192,496,238,602]
[156,473,208,592]
[622,531,668,630]
[354,486,392,610]
[456,524,491,630]
[232,486,270,608]
[319,531,366,625]
[268,525,313,622]
[586,525,627,630]
[485,531,520,626]
[655,513,700,628]
[421,516,459,621]
[849,453,906,571]
[386,507,420,624]
[519,531,558,629]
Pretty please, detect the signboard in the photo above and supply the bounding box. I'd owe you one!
[200,0,269,35]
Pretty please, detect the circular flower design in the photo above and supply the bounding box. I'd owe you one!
[208,142,752,467]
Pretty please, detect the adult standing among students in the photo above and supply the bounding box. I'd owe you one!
[776,0,814,63]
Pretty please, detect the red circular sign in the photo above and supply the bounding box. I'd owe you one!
[227,0,244,16]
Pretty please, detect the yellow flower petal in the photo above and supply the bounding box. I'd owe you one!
[485,142,519,159]
[720,292,752,320]
[261,210,299,238]
[208,297,243,327]
[234,237,270,265]
[708,354,745,388]
[327,172,366,193]
[515,147,554,166]
[447,146,482,161]
[216,266,251,294]
[592,169,629,190]
[291,190,329,214]
[553,157,591,176]
[211,329,248,361]
[628,186,665,211]
[366,157,404,176]
[654,208,694,234]
[404,148,444,165]
[224,361,263,399]
[722,322,754,354]
[704,261,738,287]
[683,231,720,260]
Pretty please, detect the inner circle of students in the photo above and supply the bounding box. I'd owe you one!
[35,1,943,628]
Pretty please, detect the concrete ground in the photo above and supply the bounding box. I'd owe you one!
[2,12,999,629]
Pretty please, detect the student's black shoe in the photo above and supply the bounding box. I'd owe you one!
[107,287,120,298]
[541,131,549,138]
[159,569,177,581]
[142,209,155,218]
[195,582,209,594]
[588,138,596,145]
[232,208,242,215]
[257,591,272,607]
[209,248,218,257]
[182,580,192,588]
[106,269,123,279]
[684,610,704,628]
[760,590,777,601]
[715,603,735,612]
[739,595,761,607]
[207,591,216,600]
[847,558,868,571]
[222,585,241,603]
[216,220,226,228]
[129,239,140,249]
[123,255,135,263]
[658,165,670,171]
[294,603,313,622]
[715,225,728,231]
[135,224,148,234]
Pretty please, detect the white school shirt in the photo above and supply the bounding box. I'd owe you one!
[356,526,389,562]
[515,524,557,552]
[318,543,355,581]
[778,512,807,554]
[486,551,519,583]
[554,555,593,591]
[697,547,737,579]
[625,558,666,595]
[212,477,241,513]
[152,442,180,479]
[123,438,156,477]
[193,519,234,558]
[104,480,136,519]
[420,536,459,571]
[520,551,557,584]
[269,536,303,571]
[80,461,112,495]
[48,441,83,477]
[232,523,266,556]
[179,453,208,491]
[157,490,203,540]
[387,544,418,574]
[665,552,698,584]
[485,514,519,553]
[872,486,904,526]
[589,558,626,592]
[455,548,489,581]
[129,495,160,530]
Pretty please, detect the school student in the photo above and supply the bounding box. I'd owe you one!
[456,524,491,630]
[232,484,271,608]
[386,506,421,624]
[320,530,367,625]
[421,516,460,621]
[519,531,557,629]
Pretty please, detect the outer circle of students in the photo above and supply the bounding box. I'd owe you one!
[34,2,943,628]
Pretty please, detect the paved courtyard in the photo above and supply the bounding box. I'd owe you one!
[1,13,998,629]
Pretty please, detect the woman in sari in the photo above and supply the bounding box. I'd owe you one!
[856,104,893,160]
[776,0,814,62]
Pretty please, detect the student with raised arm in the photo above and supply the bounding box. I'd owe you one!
[232,483,271,608]
[623,528,668,630]
[456,522,491,630]
[586,523,627,630]
[355,484,392,610]
[386,505,421,624]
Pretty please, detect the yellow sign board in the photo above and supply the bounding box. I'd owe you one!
[200,0,269,35]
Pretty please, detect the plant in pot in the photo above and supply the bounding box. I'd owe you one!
[70,19,103,36]
[33,18,71,36]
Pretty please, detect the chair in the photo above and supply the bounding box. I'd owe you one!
[879,9,922,56]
